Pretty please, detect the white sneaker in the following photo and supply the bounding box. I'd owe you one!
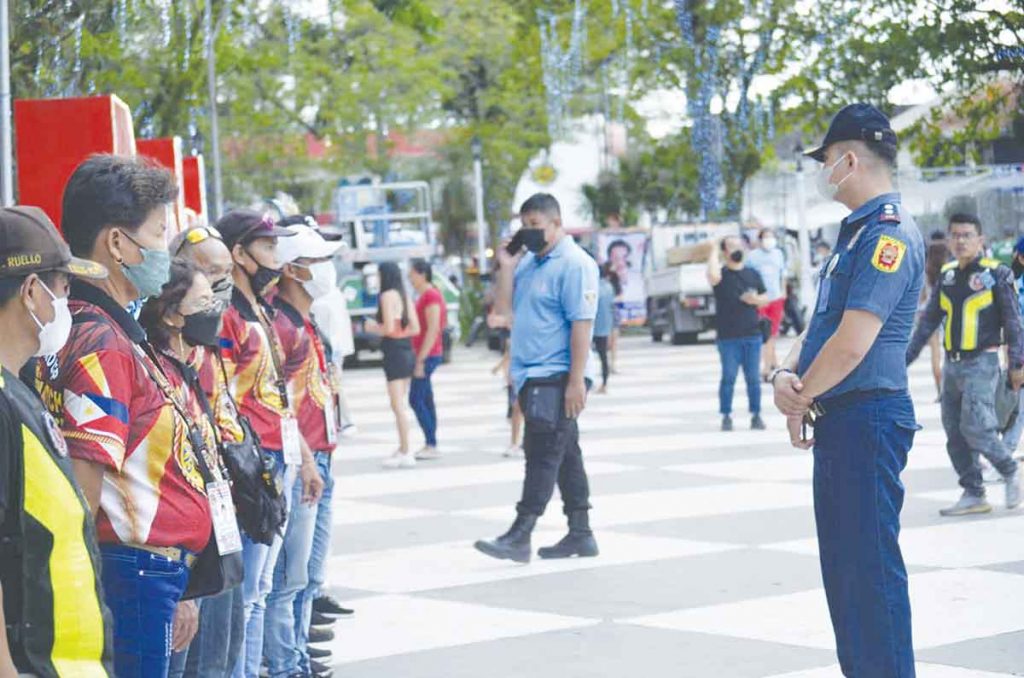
[415,447,442,461]
[340,425,358,438]
[382,451,416,469]
[503,445,524,459]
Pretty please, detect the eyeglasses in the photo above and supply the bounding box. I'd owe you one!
[175,227,223,255]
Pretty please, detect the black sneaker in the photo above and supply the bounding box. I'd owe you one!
[751,414,766,430]
[721,415,733,432]
[314,595,354,618]
[308,626,335,644]
[310,610,336,627]
[311,659,334,677]
[308,646,332,660]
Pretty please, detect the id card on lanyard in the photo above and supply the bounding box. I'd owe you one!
[207,480,243,554]
[282,416,302,465]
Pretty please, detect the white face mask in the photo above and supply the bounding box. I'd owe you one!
[302,261,337,299]
[29,280,72,357]
[816,154,854,202]
[761,237,777,250]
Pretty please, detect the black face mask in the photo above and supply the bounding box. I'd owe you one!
[182,308,223,348]
[1013,259,1024,279]
[729,250,744,263]
[521,229,547,254]
[249,264,281,295]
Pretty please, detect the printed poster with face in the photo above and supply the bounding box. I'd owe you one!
[596,230,648,325]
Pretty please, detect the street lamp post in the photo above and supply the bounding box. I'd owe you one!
[0,0,13,206]
[794,143,814,313]
[205,0,224,221]
[471,135,487,275]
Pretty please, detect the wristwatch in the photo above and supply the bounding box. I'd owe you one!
[769,367,794,385]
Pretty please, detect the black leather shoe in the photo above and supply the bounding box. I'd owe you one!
[538,510,599,559]
[308,626,335,644]
[314,595,354,617]
[311,658,334,677]
[310,610,335,627]
[308,646,332,660]
[473,513,537,563]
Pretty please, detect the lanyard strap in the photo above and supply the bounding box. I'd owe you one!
[253,304,292,412]
[135,343,219,484]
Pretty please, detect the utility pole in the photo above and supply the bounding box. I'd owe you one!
[794,144,814,312]
[0,0,14,205]
[205,0,224,220]
[471,136,487,275]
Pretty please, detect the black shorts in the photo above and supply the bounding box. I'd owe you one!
[381,337,415,382]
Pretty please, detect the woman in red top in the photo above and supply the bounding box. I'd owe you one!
[365,262,420,468]
[407,259,446,460]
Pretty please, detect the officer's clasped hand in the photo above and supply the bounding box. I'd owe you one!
[1011,368,1024,392]
[772,371,813,417]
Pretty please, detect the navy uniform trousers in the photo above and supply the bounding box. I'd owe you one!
[812,390,917,677]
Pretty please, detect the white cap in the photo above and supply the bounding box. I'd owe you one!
[276,225,342,264]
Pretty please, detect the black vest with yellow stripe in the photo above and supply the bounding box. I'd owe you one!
[0,367,111,677]
[937,257,1008,353]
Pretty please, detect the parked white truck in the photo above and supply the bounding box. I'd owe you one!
[644,222,740,345]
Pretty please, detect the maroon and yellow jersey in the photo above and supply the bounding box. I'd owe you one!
[36,283,211,553]
[219,291,291,451]
[273,299,336,452]
[192,345,246,445]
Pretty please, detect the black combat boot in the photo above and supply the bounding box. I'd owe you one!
[537,510,599,559]
[474,513,538,563]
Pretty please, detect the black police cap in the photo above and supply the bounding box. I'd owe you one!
[804,103,898,163]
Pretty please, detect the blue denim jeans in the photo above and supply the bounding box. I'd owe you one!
[100,544,191,678]
[295,452,335,674]
[812,391,917,677]
[716,335,761,416]
[168,584,244,677]
[1003,386,1024,454]
[263,451,324,677]
[410,355,443,447]
[232,450,296,678]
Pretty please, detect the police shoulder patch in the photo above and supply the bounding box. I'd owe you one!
[877,203,901,224]
[871,234,907,273]
[583,290,597,306]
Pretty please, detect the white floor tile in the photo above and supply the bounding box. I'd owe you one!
[326,531,740,594]
[765,513,1024,568]
[456,482,813,530]
[623,568,1024,650]
[764,662,1022,678]
[334,460,638,499]
[331,499,440,526]
[323,594,597,664]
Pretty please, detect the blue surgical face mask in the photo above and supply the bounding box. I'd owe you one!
[121,233,171,300]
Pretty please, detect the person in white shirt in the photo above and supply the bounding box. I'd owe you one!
[745,228,787,379]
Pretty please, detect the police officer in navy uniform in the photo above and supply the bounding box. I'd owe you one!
[772,104,924,676]
[907,213,1024,516]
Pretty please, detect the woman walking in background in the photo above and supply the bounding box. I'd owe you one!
[408,259,447,461]
[605,263,623,374]
[593,266,616,394]
[366,261,420,469]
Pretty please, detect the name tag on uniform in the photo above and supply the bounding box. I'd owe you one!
[816,278,831,313]
[282,416,302,465]
[324,397,338,446]
[207,480,243,555]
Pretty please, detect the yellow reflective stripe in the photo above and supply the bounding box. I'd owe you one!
[21,425,107,677]
[980,258,1000,269]
[941,261,958,272]
[961,290,993,351]
[939,292,954,351]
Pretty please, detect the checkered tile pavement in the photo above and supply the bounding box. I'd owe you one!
[319,335,1024,677]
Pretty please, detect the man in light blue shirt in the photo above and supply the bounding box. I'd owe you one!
[746,227,787,377]
[475,193,600,564]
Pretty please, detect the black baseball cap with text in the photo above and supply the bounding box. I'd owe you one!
[216,210,296,250]
[0,206,107,279]
[804,103,898,163]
